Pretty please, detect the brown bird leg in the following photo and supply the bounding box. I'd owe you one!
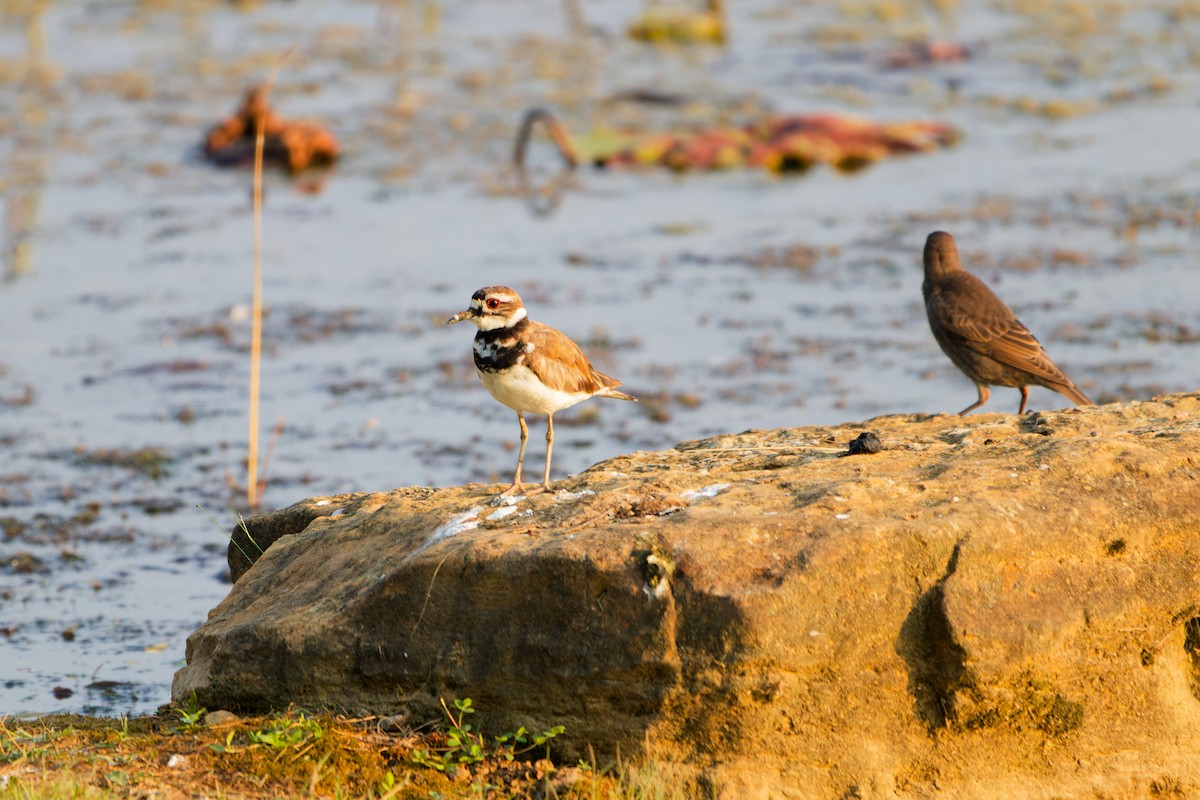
[541,413,556,491]
[500,413,529,497]
[1018,386,1030,415]
[958,384,990,416]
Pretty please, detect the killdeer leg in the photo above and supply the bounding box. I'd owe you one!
[541,413,556,491]
[1017,385,1030,415]
[957,384,989,416]
[500,413,529,496]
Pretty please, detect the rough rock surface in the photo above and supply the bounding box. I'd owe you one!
[175,394,1200,799]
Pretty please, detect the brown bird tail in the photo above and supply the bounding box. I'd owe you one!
[1059,383,1094,407]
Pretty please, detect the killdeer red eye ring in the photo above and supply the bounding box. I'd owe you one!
[486,298,500,309]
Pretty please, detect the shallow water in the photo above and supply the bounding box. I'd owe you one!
[3,0,1199,716]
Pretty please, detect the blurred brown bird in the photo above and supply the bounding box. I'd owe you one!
[922,231,1093,416]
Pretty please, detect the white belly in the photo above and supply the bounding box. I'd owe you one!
[479,366,591,415]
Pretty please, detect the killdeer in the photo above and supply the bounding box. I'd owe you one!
[923,231,1094,415]
[447,286,636,495]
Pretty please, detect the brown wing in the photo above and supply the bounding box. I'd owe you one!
[522,321,624,395]
[929,272,1075,387]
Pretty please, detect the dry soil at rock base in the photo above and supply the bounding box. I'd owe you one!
[177,393,1200,799]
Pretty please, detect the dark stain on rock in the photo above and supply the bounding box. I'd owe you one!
[1031,691,1083,736]
[614,493,688,520]
[753,550,808,587]
[228,497,358,582]
[1183,618,1200,702]
[895,541,969,731]
[1019,413,1055,436]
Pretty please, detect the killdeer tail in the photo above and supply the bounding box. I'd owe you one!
[600,387,638,402]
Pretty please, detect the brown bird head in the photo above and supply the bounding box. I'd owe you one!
[923,231,963,280]
[447,286,528,331]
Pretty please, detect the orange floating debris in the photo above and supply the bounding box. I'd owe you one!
[203,86,339,173]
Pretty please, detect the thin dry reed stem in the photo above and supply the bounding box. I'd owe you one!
[247,44,295,509]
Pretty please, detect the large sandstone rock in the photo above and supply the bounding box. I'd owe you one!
[174,394,1200,798]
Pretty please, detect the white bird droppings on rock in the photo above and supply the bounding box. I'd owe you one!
[554,489,596,501]
[409,507,483,558]
[430,508,482,540]
[682,483,731,501]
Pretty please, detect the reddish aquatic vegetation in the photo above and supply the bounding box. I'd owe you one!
[744,113,961,173]
[203,86,339,173]
[883,40,973,69]
[514,107,960,176]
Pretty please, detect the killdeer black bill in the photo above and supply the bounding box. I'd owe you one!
[923,231,1093,416]
[447,286,636,495]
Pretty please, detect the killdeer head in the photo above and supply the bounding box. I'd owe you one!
[446,286,528,331]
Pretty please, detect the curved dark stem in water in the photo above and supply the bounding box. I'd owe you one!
[513,107,579,218]
[514,107,579,170]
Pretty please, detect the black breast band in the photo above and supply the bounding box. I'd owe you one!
[474,320,528,373]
